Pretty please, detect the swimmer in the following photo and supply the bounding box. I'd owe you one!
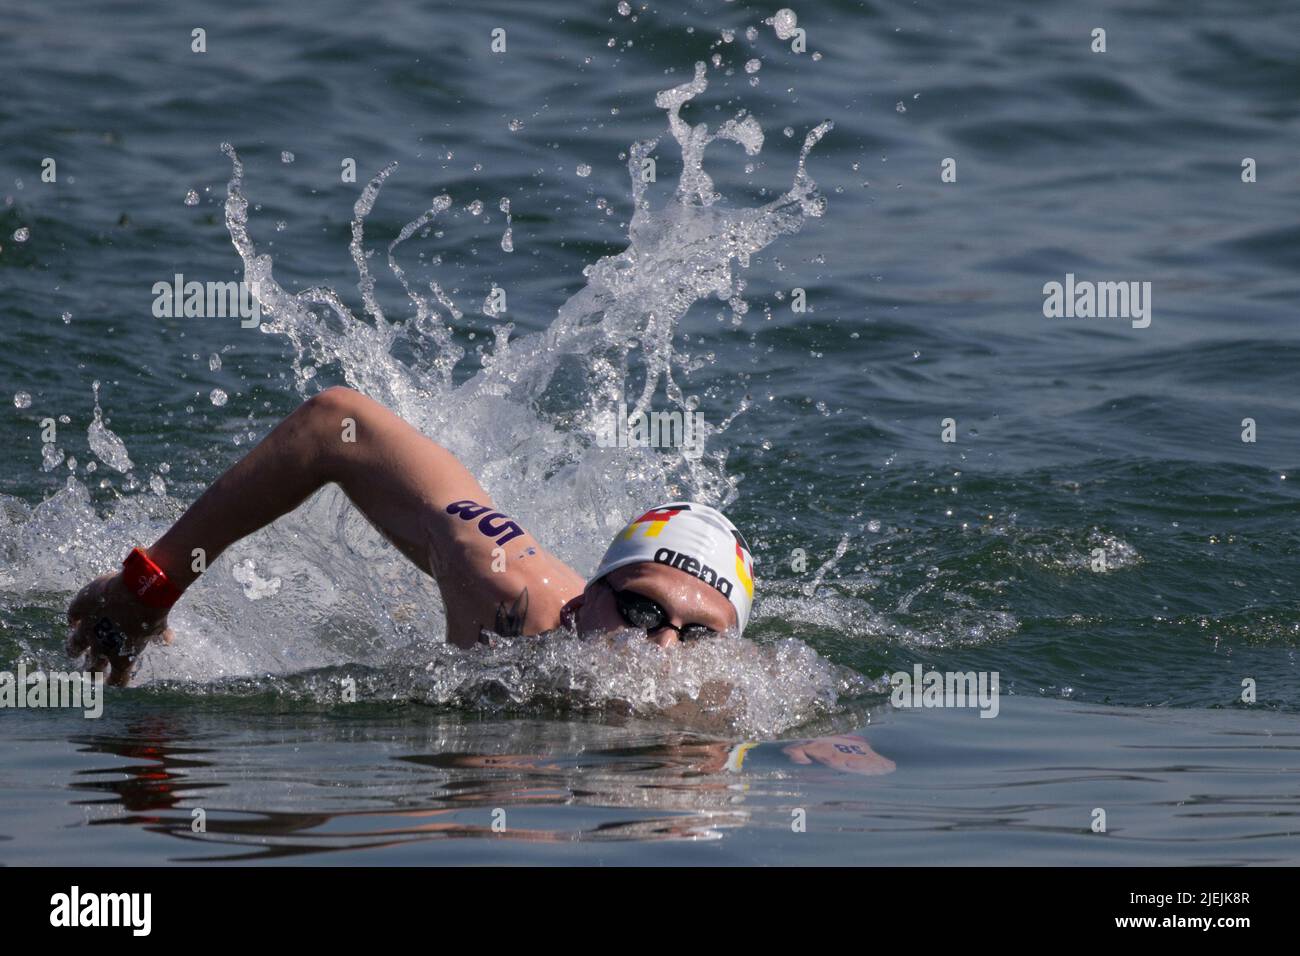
[64,387,892,774]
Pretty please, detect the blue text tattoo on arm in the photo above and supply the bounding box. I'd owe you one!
[446,499,527,546]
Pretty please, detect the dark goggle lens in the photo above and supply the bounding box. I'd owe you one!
[612,587,720,641]
[614,590,668,631]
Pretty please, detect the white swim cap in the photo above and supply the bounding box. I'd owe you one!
[589,502,755,635]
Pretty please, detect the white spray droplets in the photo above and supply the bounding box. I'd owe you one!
[41,443,64,472]
[86,381,133,473]
[232,558,282,600]
[772,8,798,40]
[499,197,513,252]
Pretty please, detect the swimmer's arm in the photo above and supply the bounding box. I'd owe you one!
[148,386,582,644]
[143,386,491,590]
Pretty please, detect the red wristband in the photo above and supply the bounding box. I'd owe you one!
[122,547,183,610]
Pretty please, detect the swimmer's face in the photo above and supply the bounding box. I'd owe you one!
[574,562,738,647]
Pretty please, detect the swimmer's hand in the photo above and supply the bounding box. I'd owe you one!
[783,734,896,776]
[65,573,175,687]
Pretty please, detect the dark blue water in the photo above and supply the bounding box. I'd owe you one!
[1,0,1298,864]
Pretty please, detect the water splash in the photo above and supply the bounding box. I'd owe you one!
[149,631,868,738]
[220,58,830,533]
